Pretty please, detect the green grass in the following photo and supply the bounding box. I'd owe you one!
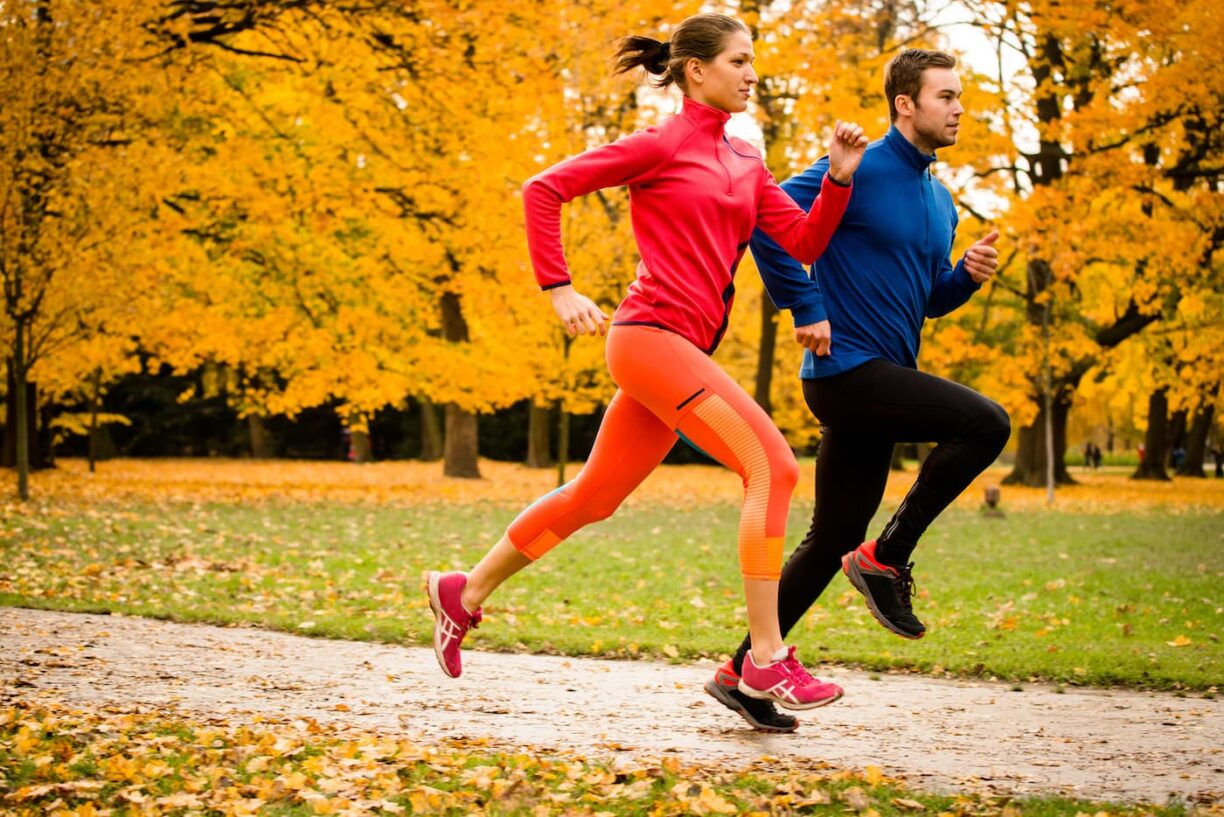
[2,497,1220,689]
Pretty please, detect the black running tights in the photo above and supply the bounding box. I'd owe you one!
[733,359,1010,672]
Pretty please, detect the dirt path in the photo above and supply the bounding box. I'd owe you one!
[2,607,1219,804]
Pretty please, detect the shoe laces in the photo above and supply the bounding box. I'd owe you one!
[775,648,816,686]
[893,563,917,610]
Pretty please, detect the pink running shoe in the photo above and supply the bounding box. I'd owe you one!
[426,571,482,678]
[738,646,844,711]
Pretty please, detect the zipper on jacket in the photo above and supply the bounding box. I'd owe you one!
[921,167,931,251]
[716,139,734,196]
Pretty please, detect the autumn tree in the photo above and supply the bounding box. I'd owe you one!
[143,2,571,476]
[957,0,1224,486]
[0,1,178,498]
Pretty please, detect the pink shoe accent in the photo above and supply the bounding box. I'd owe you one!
[426,571,482,678]
[738,646,844,711]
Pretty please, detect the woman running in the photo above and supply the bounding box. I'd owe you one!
[427,12,867,710]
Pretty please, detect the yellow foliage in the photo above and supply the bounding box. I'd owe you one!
[6,0,1220,470]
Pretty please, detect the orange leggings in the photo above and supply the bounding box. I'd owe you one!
[506,324,799,580]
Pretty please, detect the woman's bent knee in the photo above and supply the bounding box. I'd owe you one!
[779,450,801,490]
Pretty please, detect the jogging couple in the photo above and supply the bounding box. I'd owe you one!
[427,12,1009,732]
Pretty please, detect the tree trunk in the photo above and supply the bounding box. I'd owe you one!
[556,402,570,488]
[350,427,373,463]
[440,290,479,477]
[526,400,552,468]
[88,368,102,473]
[348,412,373,463]
[1178,396,1215,477]
[1003,395,1076,486]
[754,298,779,415]
[15,355,27,499]
[419,398,443,461]
[890,443,906,471]
[443,404,480,478]
[1165,409,1187,469]
[1132,388,1171,481]
[248,414,274,459]
[4,354,42,495]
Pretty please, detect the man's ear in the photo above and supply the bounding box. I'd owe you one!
[894,94,913,117]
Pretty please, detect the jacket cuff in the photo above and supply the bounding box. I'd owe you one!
[791,297,828,327]
[954,257,980,290]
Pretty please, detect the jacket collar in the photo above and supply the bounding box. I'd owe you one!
[681,96,732,134]
[885,125,937,171]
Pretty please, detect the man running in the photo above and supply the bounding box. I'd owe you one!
[705,48,1010,732]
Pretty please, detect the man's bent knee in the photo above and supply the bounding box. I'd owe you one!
[980,400,1011,453]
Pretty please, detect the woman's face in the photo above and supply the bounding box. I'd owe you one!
[686,30,757,113]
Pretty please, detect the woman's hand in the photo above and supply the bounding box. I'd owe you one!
[550,285,609,336]
[795,320,832,356]
[827,120,869,185]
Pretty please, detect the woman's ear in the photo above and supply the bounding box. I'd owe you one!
[686,56,704,85]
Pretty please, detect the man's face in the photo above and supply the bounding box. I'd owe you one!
[910,67,964,149]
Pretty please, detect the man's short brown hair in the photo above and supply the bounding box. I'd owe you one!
[884,49,957,122]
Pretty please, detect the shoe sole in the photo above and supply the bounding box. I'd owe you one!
[703,680,798,733]
[426,571,460,678]
[736,679,844,711]
[842,553,925,640]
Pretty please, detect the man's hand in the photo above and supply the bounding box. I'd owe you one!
[549,284,609,336]
[964,230,1000,283]
[795,320,832,356]
[827,120,870,185]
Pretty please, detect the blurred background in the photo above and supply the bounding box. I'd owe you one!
[2,0,1220,497]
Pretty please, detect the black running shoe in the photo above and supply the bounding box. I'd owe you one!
[841,540,926,639]
[704,660,798,733]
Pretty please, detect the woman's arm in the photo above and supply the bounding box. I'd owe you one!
[754,121,867,265]
[522,128,669,291]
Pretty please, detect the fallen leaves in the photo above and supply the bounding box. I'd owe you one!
[12,458,1224,513]
[0,701,1201,817]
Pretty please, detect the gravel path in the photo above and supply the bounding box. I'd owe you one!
[2,607,1219,804]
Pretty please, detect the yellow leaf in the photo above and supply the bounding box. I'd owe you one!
[894,798,927,811]
[695,786,738,814]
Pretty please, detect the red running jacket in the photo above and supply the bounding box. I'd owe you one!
[522,96,852,354]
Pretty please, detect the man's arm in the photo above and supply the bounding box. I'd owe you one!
[749,158,834,327]
[927,207,996,318]
[926,254,978,318]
